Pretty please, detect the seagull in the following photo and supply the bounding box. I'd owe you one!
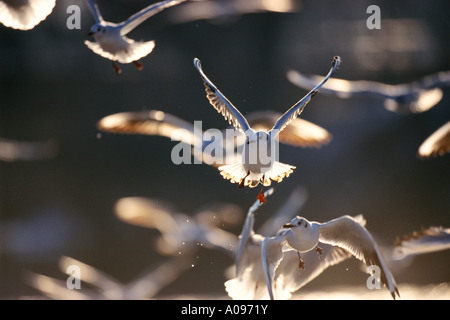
[96,109,332,167]
[287,69,450,113]
[0,137,57,162]
[26,255,193,299]
[167,0,300,25]
[84,0,186,74]
[261,215,399,299]
[0,0,55,30]
[194,56,341,203]
[391,226,450,263]
[114,196,243,256]
[418,121,450,158]
[225,188,353,300]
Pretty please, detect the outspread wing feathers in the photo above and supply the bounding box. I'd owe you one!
[194,58,251,134]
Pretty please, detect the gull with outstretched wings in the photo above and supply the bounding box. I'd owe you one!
[261,215,399,299]
[418,121,450,158]
[96,109,332,167]
[287,69,450,113]
[85,0,186,74]
[0,0,55,30]
[194,56,341,203]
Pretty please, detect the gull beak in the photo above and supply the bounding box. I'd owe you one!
[283,223,295,228]
[87,31,94,36]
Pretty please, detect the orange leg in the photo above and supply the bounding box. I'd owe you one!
[112,62,122,75]
[297,251,305,269]
[256,177,266,204]
[134,60,144,71]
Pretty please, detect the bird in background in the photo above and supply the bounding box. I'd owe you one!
[225,187,353,300]
[167,0,300,25]
[114,196,243,257]
[287,69,450,114]
[26,255,193,299]
[418,121,450,159]
[194,56,341,203]
[84,0,187,74]
[0,0,55,30]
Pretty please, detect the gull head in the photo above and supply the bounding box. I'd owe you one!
[283,216,319,252]
[88,24,107,37]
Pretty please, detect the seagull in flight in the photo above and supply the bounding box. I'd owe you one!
[194,56,341,203]
[261,215,399,299]
[225,188,353,300]
[391,226,450,263]
[0,0,55,30]
[85,0,186,74]
[96,109,332,167]
[418,121,450,159]
[26,255,193,299]
[287,69,450,113]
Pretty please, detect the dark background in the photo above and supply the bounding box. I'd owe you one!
[0,0,448,298]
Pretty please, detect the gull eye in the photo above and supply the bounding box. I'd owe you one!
[97,27,101,32]
[297,221,302,226]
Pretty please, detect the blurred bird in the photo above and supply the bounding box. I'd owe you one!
[261,215,399,299]
[418,121,450,158]
[0,137,57,162]
[287,69,450,113]
[167,0,300,24]
[0,0,55,30]
[114,196,243,256]
[194,56,340,203]
[96,109,332,167]
[391,226,450,263]
[26,255,193,299]
[84,0,186,74]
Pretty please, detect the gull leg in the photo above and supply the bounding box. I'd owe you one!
[315,246,323,255]
[256,177,266,204]
[297,251,305,269]
[239,170,250,188]
[112,62,122,75]
[134,60,144,71]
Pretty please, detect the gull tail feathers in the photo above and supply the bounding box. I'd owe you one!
[218,161,295,187]
[263,161,296,185]
[85,40,155,64]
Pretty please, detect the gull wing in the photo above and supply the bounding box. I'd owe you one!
[271,56,341,136]
[246,110,332,147]
[261,233,288,300]
[97,110,199,146]
[317,215,399,299]
[194,58,251,134]
[126,255,194,299]
[286,70,408,100]
[59,256,122,299]
[114,197,179,235]
[418,121,450,158]
[119,0,186,36]
[236,188,274,275]
[85,0,103,24]
[273,244,351,299]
